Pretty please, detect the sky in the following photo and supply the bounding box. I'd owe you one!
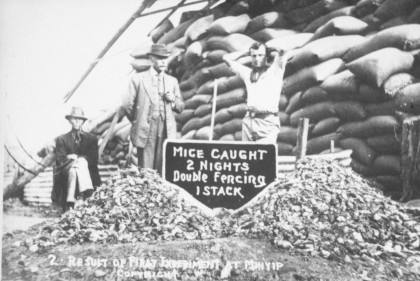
[0,0,207,156]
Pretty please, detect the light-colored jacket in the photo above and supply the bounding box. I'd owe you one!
[122,70,184,147]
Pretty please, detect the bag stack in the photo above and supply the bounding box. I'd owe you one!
[172,10,253,142]
[83,108,131,165]
[169,1,315,143]
[88,0,420,199]
[282,1,419,198]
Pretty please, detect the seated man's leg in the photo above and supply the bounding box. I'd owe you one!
[66,167,77,205]
[73,158,94,194]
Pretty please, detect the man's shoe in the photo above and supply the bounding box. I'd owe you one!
[65,202,75,212]
[82,189,94,200]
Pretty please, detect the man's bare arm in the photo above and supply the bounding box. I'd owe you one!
[223,49,249,67]
[271,49,296,70]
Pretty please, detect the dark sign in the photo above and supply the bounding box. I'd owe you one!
[163,140,277,210]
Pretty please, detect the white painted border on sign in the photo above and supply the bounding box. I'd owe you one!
[162,139,278,213]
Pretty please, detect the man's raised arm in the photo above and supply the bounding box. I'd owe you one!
[271,48,296,70]
[222,49,249,67]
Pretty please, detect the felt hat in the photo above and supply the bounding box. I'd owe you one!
[147,44,171,57]
[65,106,87,121]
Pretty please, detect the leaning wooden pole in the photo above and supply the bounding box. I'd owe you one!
[295,118,309,162]
[63,0,156,103]
[401,116,420,202]
[148,0,187,37]
[209,79,218,141]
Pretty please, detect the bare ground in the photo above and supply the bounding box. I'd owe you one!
[2,218,419,281]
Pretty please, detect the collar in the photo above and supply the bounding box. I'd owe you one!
[250,66,268,83]
[70,129,84,135]
[150,67,164,78]
[252,66,268,74]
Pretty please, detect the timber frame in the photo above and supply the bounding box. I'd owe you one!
[63,0,222,103]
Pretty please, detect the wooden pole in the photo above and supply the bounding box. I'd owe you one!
[63,0,157,103]
[330,140,335,153]
[147,0,188,37]
[125,139,134,168]
[401,116,420,201]
[63,0,221,103]
[144,0,210,21]
[295,118,309,161]
[209,79,218,141]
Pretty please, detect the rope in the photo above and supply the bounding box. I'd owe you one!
[7,114,48,168]
[4,144,37,175]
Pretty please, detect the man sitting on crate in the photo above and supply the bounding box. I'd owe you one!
[52,107,101,211]
[223,42,291,143]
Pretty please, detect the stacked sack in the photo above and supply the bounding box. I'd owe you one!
[84,108,132,165]
[97,118,131,165]
[91,0,355,161]
[337,22,420,198]
[89,0,420,198]
[168,1,321,143]
[279,23,420,199]
[164,0,420,199]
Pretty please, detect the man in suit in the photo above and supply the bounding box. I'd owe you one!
[122,44,184,173]
[52,107,101,211]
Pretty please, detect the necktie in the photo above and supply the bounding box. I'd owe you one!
[157,74,166,119]
[73,130,81,144]
[157,74,164,95]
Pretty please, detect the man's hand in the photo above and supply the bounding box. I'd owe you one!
[269,48,285,57]
[164,92,176,103]
[247,106,257,113]
[67,154,78,160]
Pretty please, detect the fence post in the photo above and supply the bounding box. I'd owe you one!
[295,118,309,162]
[401,116,420,201]
[209,79,218,141]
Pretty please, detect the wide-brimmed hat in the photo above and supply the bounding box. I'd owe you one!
[65,106,87,121]
[147,44,171,57]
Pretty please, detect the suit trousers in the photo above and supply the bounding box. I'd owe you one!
[137,116,167,174]
[66,157,94,202]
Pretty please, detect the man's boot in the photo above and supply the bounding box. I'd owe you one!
[82,189,94,200]
[65,202,75,212]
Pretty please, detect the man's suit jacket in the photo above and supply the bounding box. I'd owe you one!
[52,131,101,207]
[122,69,184,147]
